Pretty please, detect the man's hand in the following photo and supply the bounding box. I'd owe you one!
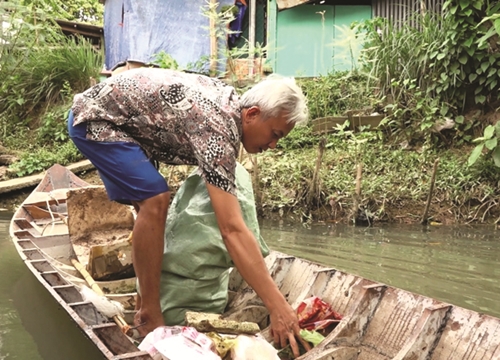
[134,306,165,337]
[270,302,311,358]
[206,183,311,357]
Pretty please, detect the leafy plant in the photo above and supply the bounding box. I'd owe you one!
[468,122,500,167]
[298,71,377,120]
[359,1,500,145]
[8,141,82,177]
[0,2,102,123]
[154,51,181,70]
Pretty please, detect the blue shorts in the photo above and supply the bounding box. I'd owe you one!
[67,110,169,204]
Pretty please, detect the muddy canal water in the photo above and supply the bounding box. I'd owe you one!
[1,213,498,359]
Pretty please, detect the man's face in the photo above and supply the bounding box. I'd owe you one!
[241,106,295,154]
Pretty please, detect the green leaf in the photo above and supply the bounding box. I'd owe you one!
[469,73,478,82]
[300,330,325,347]
[481,61,489,73]
[484,125,495,139]
[465,47,475,57]
[468,144,484,166]
[493,147,500,167]
[472,1,482,10]
[458,54,468,64]
[485,138,498,150]
[455,115,465,124]
[475,94,486,104]
[437,53,446,60]
[495,18,500,36]
[459,0,469,10]
[463,36,474,47]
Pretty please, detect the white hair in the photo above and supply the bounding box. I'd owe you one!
[239,75,308,125]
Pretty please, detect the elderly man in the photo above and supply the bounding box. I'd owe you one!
[68,68,308,356]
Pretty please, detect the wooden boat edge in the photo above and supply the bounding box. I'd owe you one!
[8,164,500,360]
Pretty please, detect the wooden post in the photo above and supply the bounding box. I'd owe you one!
[308,138,327,206]
[209,0,218,75]
[248,0,256,78]
[421,159,439,225]
[351,163,363,224]
[251,155,260,205]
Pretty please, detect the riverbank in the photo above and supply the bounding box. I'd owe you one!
[1,137,499,225]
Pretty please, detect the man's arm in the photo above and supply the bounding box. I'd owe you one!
[206,183,309,357]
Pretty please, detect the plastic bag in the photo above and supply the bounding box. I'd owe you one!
[296,296,342,331]
[157,163,270,325]
[230,335,280,360]
[138,326,220,360]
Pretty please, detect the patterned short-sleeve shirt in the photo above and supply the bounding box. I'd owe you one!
[72,68,242,195]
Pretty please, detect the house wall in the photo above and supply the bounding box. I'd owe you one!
[267,0,446,77]
[372,0,445,26]
[268,4,372,77]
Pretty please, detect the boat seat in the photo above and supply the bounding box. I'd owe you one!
[23,189,69,207]
[23,204,65,221]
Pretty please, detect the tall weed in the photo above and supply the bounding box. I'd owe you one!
[0,2,102,129]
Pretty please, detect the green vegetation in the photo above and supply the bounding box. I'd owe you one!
[0,1,102,174]
[0,0,498,224]
[260,124,498,224]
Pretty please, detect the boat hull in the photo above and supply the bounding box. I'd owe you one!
[9,164,500,359]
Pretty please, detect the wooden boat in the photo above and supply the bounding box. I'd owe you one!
[9,164,500,360]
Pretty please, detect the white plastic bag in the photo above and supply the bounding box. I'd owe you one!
[154,336,221,360]
[230,335,280,360]
[138,326,220,360]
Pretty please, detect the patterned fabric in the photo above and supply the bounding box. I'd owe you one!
[72,68,242,195]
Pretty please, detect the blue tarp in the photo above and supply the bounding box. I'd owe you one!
[103,0,233,71]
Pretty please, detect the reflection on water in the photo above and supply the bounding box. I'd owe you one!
[0,213,104,360]
[261,220,500,318]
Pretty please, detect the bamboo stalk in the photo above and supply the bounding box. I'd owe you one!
[421,158,439,225]
[209,0,218,75]
[71,258,131,335]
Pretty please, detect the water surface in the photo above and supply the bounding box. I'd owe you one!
[1,213,499,359]
[0,213,104,360]
[261,220,500,318]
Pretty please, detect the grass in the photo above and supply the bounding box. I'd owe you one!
[254,127,499,224]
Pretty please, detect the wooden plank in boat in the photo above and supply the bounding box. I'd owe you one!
[71,303,108,326]
[30,260,54,273]
[431,307,500,359]
[91,324,145,355]
[110,351,152,360]
[53,285,83,304]
[24,188,69,207]
[13,218,32,230]
[23,205,65,220]
[41,271,69,287]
